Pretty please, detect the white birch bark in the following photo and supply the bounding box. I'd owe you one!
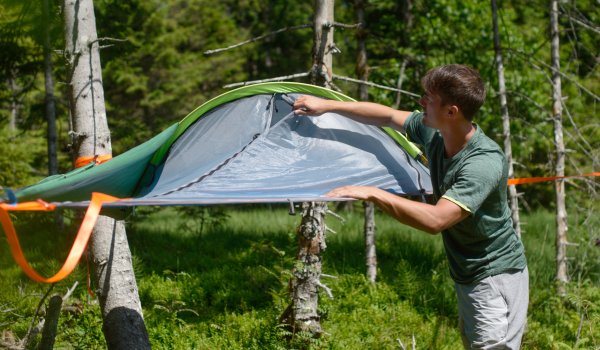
[63,0,150,347]
[311,0,335,89]
[491,0,521,236]
[550,0,569,292]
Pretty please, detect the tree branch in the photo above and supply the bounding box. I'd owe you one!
[223,72,310,88]
[560,10,600,34]
[331,74,420,98]
[562,102,595,158]
[327,21,362,29]
[316,280,333,299]
[93,37,128,43]
[204,24,312,55]
[507,48,600,103]
[62,281,79,301]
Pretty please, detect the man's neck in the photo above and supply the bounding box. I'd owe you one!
[441,122,476,158]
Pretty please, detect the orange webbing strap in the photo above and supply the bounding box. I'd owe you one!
[0,192,120,283]
[508,172,600,185]
[73,154,112,169]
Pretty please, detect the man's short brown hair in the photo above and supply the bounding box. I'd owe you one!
[421,64,486,120]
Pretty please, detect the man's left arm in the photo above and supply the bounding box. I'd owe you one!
[326,186,469,234]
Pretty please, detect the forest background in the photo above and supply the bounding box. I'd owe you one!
[0,0,599,349]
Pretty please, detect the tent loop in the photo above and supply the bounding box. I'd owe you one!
[279,93,295,107]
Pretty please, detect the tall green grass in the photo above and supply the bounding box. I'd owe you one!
[0,204,598,349]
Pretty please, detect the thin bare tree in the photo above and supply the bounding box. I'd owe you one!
[354,0,378,284]
[63,0,150,347]
[491,0,521,236]
[550,0,569,294]
[42,0,58,176]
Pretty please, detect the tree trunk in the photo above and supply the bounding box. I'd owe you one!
[491,0,521,237]
[363,201,376,283]
[280,202,328,336]
[354,0,377,283]
[393,60,408,110]
[310,0,334,89]
[393,0,412,109]
[8,72,19,132]
[281,0,335,338]
[43,0,58,176]
[90,217,150,348]
[38,295,62,350]
[62,0,150,348]
[550,0,568,294]
[355,0,368,101]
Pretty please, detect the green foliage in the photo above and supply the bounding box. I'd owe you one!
[1,207,598,348]
[0,127,47,188]
[174,205,230,236]
[0,0,597,212]
[0,1,598,346]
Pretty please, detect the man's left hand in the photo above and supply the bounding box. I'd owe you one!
[325,186,373,201]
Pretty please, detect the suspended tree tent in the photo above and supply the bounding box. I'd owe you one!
[8,82,431,206]
[1,82,432,282]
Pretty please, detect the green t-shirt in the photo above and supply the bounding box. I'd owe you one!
[405,112,526,284]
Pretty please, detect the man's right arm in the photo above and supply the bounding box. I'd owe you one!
[293,95,411,132]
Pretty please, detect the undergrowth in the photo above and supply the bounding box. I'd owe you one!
[0,204,598,349]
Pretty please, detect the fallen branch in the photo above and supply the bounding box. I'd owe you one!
[204,24,312,55]
[62,281,79,301]
[396,334,416,350]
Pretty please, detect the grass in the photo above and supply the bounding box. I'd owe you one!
[1,203,599,349]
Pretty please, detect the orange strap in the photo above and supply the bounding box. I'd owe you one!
[508,172,600,185]
[0,192,120,283]
[73,154,112,169]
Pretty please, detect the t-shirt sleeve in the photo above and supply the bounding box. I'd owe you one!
[404,111,436,148]
[442,153,504,213]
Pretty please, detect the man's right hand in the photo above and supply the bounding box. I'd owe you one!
[293,95,330,116]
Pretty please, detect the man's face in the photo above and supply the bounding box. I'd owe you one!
[419,91,445,129]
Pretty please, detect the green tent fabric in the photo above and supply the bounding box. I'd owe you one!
[5,82,431,207]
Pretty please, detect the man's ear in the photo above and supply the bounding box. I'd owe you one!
[447,104,459,117]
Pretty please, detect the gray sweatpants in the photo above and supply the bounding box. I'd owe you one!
[455,267,529,350]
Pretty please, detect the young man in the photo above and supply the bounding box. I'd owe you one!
[293,64,528,349]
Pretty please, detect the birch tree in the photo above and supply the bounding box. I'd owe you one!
[549,0,569,293]
[280,0,334,338]
[491,0,521,236]
[63,0,150,347]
